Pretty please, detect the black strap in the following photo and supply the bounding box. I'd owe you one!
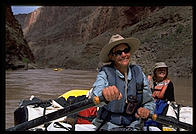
[96,111,111,131]
[53,122,71,131]
[147,125,150,131]
[43,107,47,130]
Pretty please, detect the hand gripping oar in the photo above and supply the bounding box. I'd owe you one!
[149,114,193,131]
[6,96,105,131]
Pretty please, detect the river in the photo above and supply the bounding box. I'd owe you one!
[5,68,193,129]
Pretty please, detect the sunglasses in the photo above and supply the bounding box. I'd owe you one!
[113,47,130,56]
[156,68,167,72]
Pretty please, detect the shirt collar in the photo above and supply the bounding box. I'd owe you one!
[115,67,132,80]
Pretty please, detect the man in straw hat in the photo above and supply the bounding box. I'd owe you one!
[90,34,155,131]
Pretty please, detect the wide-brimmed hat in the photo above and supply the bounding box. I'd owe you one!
[99,34,140,63]
[153,62,168,71]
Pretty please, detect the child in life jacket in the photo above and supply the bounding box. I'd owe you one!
[148,62,175,102]
[145,62,175,129]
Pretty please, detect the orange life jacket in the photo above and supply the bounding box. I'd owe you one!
[149,78,170,99]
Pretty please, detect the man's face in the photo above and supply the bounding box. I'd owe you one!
[109,43,131,68]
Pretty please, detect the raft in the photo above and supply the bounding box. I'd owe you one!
[12,89,192,131]
[53,68,63,71]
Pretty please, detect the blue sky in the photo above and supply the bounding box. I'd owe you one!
[11,6,41,15]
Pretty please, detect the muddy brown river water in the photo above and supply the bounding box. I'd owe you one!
[5,68,193,129]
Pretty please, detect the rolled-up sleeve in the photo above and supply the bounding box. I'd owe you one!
[142,72,155,114]
[91,71,108,97]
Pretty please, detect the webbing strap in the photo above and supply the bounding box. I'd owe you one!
[96,111,111,131]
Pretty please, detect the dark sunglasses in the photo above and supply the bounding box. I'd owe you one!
[156,68,167,72]
[113,47,130,56]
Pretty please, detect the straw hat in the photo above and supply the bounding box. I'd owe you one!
[153,62,168,70]
[99,34,140,63]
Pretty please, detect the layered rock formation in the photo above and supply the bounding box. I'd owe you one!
[15,6,192,77]
[6,6,35,70]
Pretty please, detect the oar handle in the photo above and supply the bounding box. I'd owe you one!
[148,113,157,121]
[93,96,105,105]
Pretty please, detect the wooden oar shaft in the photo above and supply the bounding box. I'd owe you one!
[6,96,104,131]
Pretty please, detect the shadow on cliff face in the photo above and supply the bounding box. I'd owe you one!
[13,6,192,78]
[6,6,35,70]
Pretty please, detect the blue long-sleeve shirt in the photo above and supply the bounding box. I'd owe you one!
[91,66,155,114]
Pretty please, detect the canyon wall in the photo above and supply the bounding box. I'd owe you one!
[6,6,35,70]
[14,6,192,77]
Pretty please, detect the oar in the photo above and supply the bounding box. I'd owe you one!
[6,96,105,131]
[149,114,193,131]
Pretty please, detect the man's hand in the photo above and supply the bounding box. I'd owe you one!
[102,85,122,101]
[135,107,150,119]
